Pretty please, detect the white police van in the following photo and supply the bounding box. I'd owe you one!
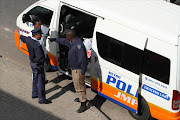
[15,0,180,119]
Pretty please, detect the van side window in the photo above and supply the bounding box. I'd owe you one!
[96,32,143,74]
[59,5,96,38]
[142,50,170,84]
[27,6,53,26]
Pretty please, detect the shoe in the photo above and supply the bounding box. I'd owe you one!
[38,99,52,104]
[77,102,88,113]
[45,80,48,84]
[74,98,80,102]
[32,96,38,99]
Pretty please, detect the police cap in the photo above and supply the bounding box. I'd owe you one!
[31,27,42,35]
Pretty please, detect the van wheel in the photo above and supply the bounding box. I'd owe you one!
[128,97,151,120]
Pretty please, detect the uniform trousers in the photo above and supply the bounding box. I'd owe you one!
[30,62,46,102]
[72,69,86,102]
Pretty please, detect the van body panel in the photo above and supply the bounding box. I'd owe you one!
[91,77,138,113]
[90,18,149,113]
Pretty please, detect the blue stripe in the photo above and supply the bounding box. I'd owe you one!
[92,89,137,113]
[50,65,57,70]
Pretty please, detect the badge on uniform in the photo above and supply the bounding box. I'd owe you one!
[77,45,81,49]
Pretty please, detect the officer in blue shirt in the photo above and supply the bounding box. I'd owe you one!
[20,27,51,104]
[49,30,88,113]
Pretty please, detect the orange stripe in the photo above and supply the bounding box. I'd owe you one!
[47,52,57,67]
[91,77,138,110]
[91,77,180,120]
[14,29,29,55]
[14,29,57,67]
[149,102,180,120]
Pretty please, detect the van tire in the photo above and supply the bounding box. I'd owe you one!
[128,97,151,120]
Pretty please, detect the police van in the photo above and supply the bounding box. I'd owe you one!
[14,0,180,119]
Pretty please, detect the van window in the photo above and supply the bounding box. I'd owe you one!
[96,32,143,74]
[59,5,96,38]
[142,50,170,84]
[27,6,53,26]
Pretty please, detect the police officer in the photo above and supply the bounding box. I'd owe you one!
[49,30,88,113]
[20,27,51,104]
[31,17,49,57]
[30,17,49,83]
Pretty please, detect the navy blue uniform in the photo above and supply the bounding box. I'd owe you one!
[55,37,87,75]
[20,35,46,102]
[20,36,45,64]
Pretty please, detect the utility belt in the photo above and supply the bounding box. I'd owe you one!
[31,61,44,65]
[31,62,44,73]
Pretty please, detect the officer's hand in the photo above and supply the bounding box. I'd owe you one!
[48,38,56,42]
[79,75,85,81]
[37,66,44,73]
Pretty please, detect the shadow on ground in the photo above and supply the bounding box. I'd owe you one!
[47,74,111,120]
[0,90,62,120]
[46,74,75,101]
[88,95,111,120]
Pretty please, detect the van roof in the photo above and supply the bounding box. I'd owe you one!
[48,0,180,45]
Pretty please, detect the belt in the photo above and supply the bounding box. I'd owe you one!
[72,69,81,70]
[30,62,43,66]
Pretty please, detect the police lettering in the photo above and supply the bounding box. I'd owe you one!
[114,92,138,105]
[106,75,138,98]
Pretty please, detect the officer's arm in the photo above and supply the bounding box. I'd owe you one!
[55,38,71,47]
[77,45,88,75]
[19,35,27,43]
[35,46,45,64]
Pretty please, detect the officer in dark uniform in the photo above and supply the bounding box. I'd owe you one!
[49,30,88,113]
[20,27,51,104]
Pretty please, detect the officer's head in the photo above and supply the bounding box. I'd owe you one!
[32,27,42,40]
[66,30,76,42]
[32,17,41,29]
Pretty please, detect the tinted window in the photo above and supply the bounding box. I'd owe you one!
[96,32,170,84]
[142,50,170,84]
[96,32,143,74]
[27,6,53,26]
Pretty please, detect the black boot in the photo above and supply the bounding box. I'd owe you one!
[74,98,80,102]
[77,101,87,113]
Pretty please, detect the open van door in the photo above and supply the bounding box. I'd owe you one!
[15,3,54,56]
[56,4,97,79]
[15,1,59,70]
[90,18,148,116]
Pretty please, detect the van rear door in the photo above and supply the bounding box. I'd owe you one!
[140,36,178,120]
